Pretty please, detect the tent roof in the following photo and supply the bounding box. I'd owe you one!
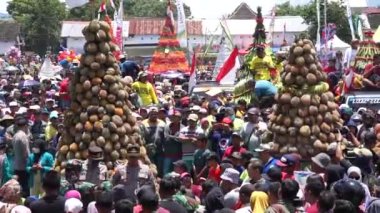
[316,35,350,49]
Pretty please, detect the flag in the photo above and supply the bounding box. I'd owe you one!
[175,0,187,48]
[166,1,175,34]
[98,0,106,19]
[316,0,321,52]
[188,52,197,94]
[109,0,115,9]
[114,0,124,52]
[65,0,89,9]
[345,0,356,40]
[342,67,354,95]
[216,47,240,85]
[212,21,233,79]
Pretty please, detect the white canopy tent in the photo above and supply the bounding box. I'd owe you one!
[316,35,350,52]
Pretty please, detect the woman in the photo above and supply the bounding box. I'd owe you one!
[0,179,22,211]
[250,191,269,213]
[324,164,345,190]
[26,139,54,196]
[347,166,371,209]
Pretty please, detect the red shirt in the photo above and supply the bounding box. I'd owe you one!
[306,202,319,213]
[281,172,295,180]
[133,205,169,213]
[59,78,70,101]
[223,146,247,159]
[323,66,336,74]
[208,165,222,183]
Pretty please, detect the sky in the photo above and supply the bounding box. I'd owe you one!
[0,0,289,17]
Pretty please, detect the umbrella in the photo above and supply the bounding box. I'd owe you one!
[4,66,19,72]
[19,80,40,88]
[160,70,184,79]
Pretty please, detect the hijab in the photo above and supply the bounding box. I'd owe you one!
[250,191,269,213]
[347,166,362,181]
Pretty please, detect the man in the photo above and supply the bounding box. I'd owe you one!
[363,54,380,89]
[276,154,300,180]
[193,133,211,180]
[224,107,244,132]
[120,54,140,80]
[343,39,359,69]
[30,107,46,140]
[240,107,267,151]
[223,132,246,160]
[30,171,66,213]
[162,109,184,175]
[324,57,337,74]
[95,191,114,213]
[141,106,165,176]
[236,184,255,213]
[310,153,331,174]
[255,143,278,174]
[132,71,158,106]
[112,144,155,203]
[178,113,204,169]
[253,80,277,108]
[13,117,30,196]
[220,168,241,209]
[79,146,108,185]
[244,158,265,185]
[45,99,55,113]
[8,101,19,117]
[45,110,59,142]
[159,177,187,213]
[250,45,275,81]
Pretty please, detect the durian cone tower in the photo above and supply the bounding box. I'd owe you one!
[269,37,344,157]
[55,20,144,171]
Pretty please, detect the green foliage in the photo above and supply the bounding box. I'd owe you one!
[67,0,192,21]
[275,1,351,44]
[7,0,66,55]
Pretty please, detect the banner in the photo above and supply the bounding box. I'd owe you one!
[316,0,321,52]
[345,0,356,40]
[39,58,62,79]
[175,0,188,48]
[114,0,124,52]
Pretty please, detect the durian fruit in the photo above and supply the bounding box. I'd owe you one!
[269,37,344,157]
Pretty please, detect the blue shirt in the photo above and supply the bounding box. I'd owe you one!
[255,80,277,98]
[263,157,279,174]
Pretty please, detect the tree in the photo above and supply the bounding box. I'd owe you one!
[67,0,192,21]
[7,0,66,55]
[275,1,351,44]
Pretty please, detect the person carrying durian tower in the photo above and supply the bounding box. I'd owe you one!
[249,46,275,81]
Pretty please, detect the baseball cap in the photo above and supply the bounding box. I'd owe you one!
[255,143,272,152]
[191,105,201,112]
[180,172,191,180]
[29,105,41,111]
[220,168,240,185]
[127,144,141,157]
[276,154,299,167]
[231,131,242,139]
[188,113,199,121]
[311,153,331,169]
[88,145,104,160]
[247,108,259,115]
[199,108,208,114]
[49,111,59,119]
[222,117,233,125]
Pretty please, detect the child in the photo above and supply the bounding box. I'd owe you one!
[207,153,221,183]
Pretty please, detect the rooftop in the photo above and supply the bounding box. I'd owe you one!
[228,2,257,20]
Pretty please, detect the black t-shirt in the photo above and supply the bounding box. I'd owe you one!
[159,199,187,213]
[30,195,66,213]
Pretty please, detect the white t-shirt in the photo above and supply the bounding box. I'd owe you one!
[343,47,357,68]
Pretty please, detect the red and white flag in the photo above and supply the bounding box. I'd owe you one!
[98,0,107,19]
[216,47,240,85]
[188,52,197,94]
[342,67,354,94]
[114,0,124,52]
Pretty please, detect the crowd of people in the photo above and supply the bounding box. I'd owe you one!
[0,40,380,213]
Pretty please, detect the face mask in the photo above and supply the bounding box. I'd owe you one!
[32,148,40,154]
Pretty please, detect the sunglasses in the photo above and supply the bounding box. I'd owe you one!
[349,176,360,180]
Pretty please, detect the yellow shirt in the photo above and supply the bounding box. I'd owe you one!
[45,122,57,142]
[132,81,158,106]
[273,61,284,84]
[250,55,274,81]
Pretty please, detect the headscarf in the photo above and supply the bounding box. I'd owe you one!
[64,198,83,213]
[347,166,362,181]
[0,179,21,203]
[10,205,31,213]
[325,164,345,189]
[65,190,81,200]
[250,191,269,213]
